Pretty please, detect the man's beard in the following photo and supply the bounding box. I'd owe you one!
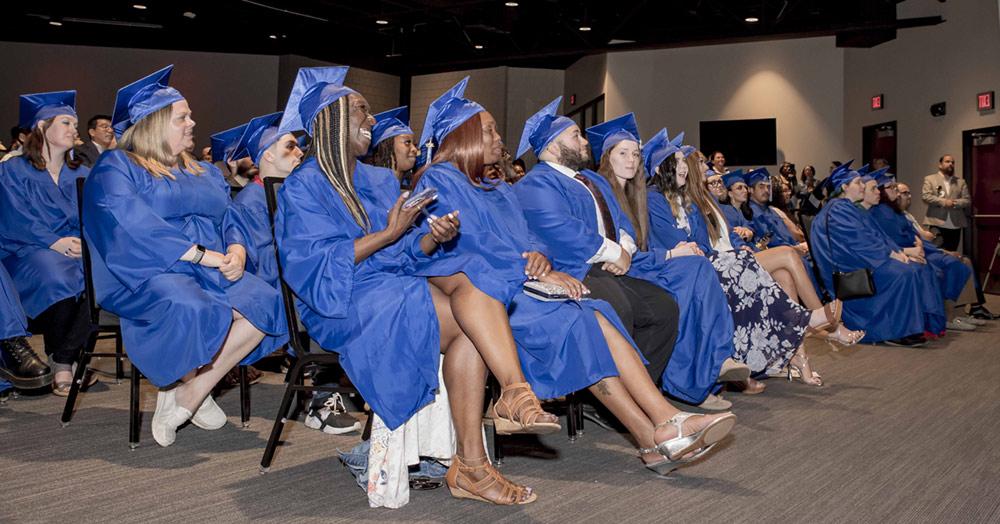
[557,143,592,172]
[942,165,954,175]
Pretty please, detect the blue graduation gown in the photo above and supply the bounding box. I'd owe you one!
[0,254,28,340]
[749,201,798,248]
[82,150,288,387]
[411,162,638,401]
[514,164,733,403]
[0,157,86,318]
[275,158,439,431]
[720,203,757,252]
[810,199,946,341]
[222,182,279,289]
[869,203,970,302]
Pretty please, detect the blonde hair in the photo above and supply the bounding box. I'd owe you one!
[309,98,371,231]
[117,104,204,179]
[684,151,728,243]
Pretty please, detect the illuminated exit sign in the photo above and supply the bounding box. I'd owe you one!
[871,94,884,110]
[978,91,994,111]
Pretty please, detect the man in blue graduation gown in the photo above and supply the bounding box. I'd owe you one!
[510,99,681,393]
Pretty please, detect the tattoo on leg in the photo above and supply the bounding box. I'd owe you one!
[595,380,611,397]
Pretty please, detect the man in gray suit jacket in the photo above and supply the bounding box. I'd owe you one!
[921,154,970,251]
[72,114,115,168]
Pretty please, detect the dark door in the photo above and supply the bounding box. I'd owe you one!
[862,121,897,171]
[566,94,605,129]
[963,126,1000,294]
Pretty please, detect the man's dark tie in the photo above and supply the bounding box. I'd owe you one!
[574,173,617,242]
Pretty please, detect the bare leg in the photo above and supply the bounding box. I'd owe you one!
[433,285,534,504]
[590,312,733,464]
[754,246,823,309]
[174,311,265,412]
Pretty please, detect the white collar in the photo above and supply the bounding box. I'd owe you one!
[544,161,577,178]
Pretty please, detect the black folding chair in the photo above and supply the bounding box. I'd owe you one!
[259,176,360,472]
[63,177,251,449]
[800,213,833,303]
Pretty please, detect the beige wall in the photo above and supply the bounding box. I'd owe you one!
[564,53,606,109]
[409,66,563,155]
[843,0,1000,221]
[602,37,847,173]
[277,55,400,116]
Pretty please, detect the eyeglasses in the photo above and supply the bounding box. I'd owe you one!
[899,191,911,195]
[706,180,723,186]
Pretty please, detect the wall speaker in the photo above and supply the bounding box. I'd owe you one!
[930,102,947,117]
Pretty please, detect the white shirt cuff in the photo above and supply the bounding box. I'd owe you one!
[619,230,638,256]
[587,237,623,264]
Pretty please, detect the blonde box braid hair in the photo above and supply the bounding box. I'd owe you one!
[308,97,372,232]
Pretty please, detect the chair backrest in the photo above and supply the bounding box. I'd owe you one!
[799,212,832,302]
[75,177,103,325]
[261,176,313,355]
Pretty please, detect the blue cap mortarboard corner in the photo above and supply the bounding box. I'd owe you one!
[585,113,640,164]
[231,112,284,166]
[517,96,577,159]
[210,124,248,164]
[112,65,185,137]
[277,66,354,137]
[641,128,681,177]
[417,77,485,166]
[19,90,77,130]
[369,106,413,155]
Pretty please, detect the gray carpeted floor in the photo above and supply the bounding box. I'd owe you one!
[2,297,1000,523]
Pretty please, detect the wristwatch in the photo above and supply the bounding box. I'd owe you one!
[191,244,206,264]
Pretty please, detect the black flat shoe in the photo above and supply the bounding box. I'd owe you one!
[969,306,998,321]
[885,335,926,348]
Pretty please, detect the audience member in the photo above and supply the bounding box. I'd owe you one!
[1,126,30,162]
[921,154,969,251]
[73,114,115,168]
[364,106,418,189]
[0,258,53,389]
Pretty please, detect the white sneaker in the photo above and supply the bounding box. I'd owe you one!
[151,389,193,447]
[946,318,977,332]
[304,393,362,435]
[958,316,987,327]
[697,393,732,411]
[190,394,227,430]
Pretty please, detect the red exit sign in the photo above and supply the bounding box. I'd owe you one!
[871,94,884,110]
[978,91,994,111]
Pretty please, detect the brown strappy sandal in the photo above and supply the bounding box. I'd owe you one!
[490,382,561,435]
[446,454,537,505]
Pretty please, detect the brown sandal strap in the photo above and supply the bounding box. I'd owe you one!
[450,455,528,504]
[496,383,547,429]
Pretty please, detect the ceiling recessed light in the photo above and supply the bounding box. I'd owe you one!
[505,2,519,6]
[375,19,389,25]
[745,17,759,23]
[474,44,484,49]
[49,20,63,26]
[578,25,592,31]
[269,34,278,39]
[183,11,196,19]
[133,4,147,9]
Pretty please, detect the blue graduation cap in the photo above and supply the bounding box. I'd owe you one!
[829,161,862,191]
[872,166,894,187]
[721,169,746,188]
[516,96,576,159]
[112,65,185,137]
[667,131,697,158]
[745,167,772,186]
[586,113,640,164]
[855,163,871,178]
[19,90,77,130]
[369,106,413,154]
[210,124,248,163]
[277,66,354,137]
[641,128,681,177]
[417,77,485,164]
[231,112,284,166]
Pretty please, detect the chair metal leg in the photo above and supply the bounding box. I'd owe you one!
[566,393,579,442]
[61,331,98,426]
[489,376,504,465]
[114,333,124,384]
[239,365,251,428]
[129,364,141,450]
[260,359,307,473]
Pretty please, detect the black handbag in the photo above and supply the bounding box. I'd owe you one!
[825,211,876,300]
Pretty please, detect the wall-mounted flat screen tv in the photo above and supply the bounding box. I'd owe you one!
[699,118,777,166]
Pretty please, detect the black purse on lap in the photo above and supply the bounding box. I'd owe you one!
[825,211,876,300]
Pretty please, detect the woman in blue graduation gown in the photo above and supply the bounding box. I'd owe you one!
[643,130,841,385]
[810,168,946,345]
[83,66,288,447]
[410,79,736,479]
[363,105,419,189]
[867,173,974,309]
[222,112,302,289]
[273,67,567,506]
[517,112,739,403]
[707,170,756,248]
[0,90,93,394]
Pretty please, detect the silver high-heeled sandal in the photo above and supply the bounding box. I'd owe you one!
[640,412,737,475]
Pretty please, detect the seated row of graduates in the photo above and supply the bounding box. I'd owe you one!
[1,65,889,506]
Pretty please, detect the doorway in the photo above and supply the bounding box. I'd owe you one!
[862,121,897,171]
[962,126,1000,294]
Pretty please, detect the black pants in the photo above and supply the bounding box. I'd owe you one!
[583,266,679,384]
[930,226,962,252]
[27,296,92,366]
